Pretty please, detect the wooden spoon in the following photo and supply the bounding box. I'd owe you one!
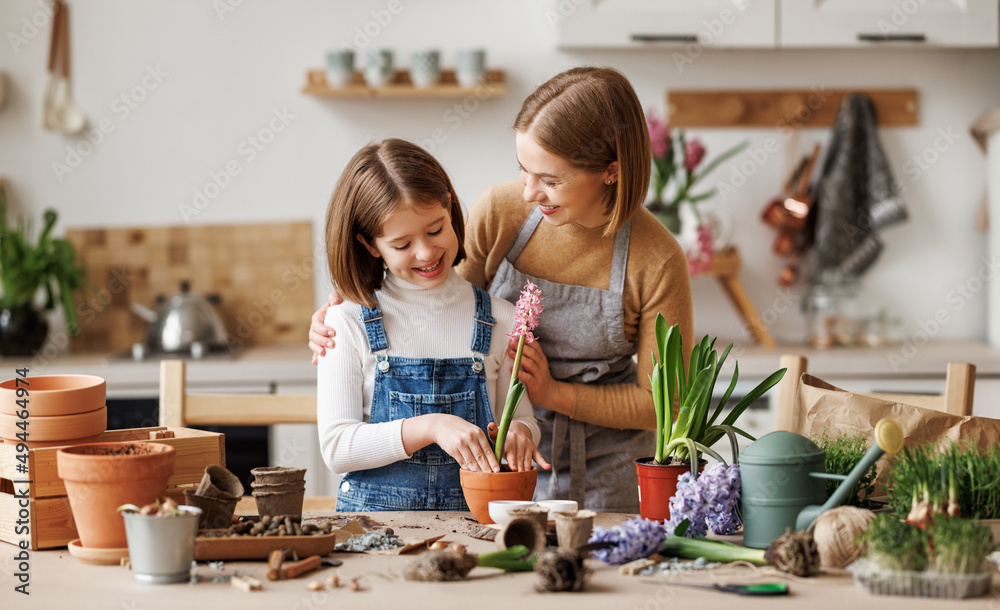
[42,1,63,130]
[52,2,88,135]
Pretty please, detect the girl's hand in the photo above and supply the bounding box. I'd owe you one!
[309,292,342,364]
[507,339,573,414]
[487,422,551,472]
[431,415,501,473]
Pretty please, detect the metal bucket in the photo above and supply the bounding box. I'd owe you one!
[122,506,201,584]
[739,431,826,549]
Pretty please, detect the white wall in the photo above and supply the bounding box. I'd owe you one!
[2,0,999,347]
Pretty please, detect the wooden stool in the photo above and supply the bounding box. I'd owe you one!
[704,247,775,348]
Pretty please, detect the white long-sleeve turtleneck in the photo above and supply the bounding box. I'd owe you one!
[317,271,540,474]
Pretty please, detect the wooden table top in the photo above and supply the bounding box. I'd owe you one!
[14,503,999,609]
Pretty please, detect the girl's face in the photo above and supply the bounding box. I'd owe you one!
[515,130,619,229]
[359,200,459,289]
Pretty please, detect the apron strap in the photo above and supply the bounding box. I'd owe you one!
[359,302,389,353]
[470,285,495,356]
[608,221,631,296]
[504,208,544,264]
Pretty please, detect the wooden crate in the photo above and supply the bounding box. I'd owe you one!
[0,427,224,549]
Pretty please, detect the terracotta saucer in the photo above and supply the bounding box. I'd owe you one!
[67,539,129,565]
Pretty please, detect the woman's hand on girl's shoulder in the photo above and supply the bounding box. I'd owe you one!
[309,292,343,364]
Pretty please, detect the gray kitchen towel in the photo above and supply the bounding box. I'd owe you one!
[809,93,908,281]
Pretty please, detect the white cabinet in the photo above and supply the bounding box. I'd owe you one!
[556,0,777,49]
[780,0,999,48]
[554,0,998,48]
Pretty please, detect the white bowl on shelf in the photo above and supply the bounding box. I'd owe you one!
[487,500,536,526]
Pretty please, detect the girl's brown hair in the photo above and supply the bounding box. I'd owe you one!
[325,139,465,307]
[513,67,651,236]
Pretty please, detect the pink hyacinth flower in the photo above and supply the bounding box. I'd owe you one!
[686,224,714,276]
[507,281,543,343]
[646,109,671,159]
[684,138,706,173]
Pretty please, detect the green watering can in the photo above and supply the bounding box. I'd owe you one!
[738,418,904,549]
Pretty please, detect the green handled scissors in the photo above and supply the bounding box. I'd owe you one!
[647,581,789,596]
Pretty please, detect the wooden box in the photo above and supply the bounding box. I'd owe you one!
[0,426,225,549]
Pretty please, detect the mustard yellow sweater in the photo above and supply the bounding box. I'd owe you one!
[455,179,693,430]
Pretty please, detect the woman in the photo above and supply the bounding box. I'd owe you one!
[311,67,692,512]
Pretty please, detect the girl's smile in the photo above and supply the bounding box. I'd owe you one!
[359,201,459,289]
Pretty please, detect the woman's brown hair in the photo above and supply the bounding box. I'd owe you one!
[325,139,466,307]
[513,67,651,236]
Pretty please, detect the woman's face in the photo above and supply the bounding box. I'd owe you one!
[515,130,619,229]
[359,200,459,289]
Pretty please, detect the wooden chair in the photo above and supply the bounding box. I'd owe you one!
[158,360,316,428]
[774,355,976,433]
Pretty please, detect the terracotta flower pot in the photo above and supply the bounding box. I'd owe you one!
[635,457,704,522]
[0,405,107,446]
[0,374,105,416]
[57,442,176,548]
[460,468,537,524]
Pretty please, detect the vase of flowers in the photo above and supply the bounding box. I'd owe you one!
[460,281,543,524]
[0,184,89,355]
[644,109,748,274]
[635,314,786,521]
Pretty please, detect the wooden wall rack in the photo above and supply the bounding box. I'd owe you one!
[302,68,506,98]
[667,89,918,128]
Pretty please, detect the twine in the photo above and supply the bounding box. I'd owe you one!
[810,506,876,569]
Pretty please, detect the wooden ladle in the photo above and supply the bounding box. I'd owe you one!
[51,2,87,135]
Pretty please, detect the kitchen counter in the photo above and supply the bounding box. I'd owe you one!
[0,343,317,398]
[14,504,999,609]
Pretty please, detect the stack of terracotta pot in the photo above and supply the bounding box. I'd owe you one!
[250,466,306,519]
[183,464,244,529]
[0,374,107,447]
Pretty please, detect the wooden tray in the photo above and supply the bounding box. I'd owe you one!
[194,530,341,561]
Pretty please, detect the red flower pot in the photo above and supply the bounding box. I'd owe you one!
[634,457,704,522]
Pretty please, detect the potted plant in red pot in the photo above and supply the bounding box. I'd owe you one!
[636,314,786,521]
[461,281,543,524]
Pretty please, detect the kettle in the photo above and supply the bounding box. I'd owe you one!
[131,281,230,356]
[738,418,904,549]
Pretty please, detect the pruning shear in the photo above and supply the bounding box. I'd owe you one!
[647,581,789,596]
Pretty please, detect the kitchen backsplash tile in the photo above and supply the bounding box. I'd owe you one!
[66,221,315,353]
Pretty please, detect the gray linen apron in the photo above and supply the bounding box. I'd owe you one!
[489,208,653,512]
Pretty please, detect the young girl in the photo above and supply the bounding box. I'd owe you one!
[318,139,548,512]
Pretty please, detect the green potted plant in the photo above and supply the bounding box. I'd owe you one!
[460,281,542,524]
[0,184,88,356]
[635,314,786,521]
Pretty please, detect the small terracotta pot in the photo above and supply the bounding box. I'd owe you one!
[460,468,537,524]
[0,374,105,416]
[250,466,305,485]
[57,442,176,549]
[0,405,107,445]
[635,458,704,522]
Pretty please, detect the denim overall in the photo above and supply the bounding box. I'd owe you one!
[335,284,497,511]
[489,208,653,512]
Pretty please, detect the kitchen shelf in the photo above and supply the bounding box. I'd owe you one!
[302,68,506,98]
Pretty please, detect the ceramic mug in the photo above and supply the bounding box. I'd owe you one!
[409,49,440,88]
[456,48,486,88]
[326,49,356,88]
[364,49,394,88]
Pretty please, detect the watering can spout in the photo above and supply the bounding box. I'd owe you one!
[795,419,904,531]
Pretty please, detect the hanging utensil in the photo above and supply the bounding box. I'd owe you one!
[42,0,63,130]
[51,1,88,135]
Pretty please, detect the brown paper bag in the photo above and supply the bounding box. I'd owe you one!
[794,373,1000,493]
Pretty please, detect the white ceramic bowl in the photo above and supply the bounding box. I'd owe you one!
[488,500,536,526]
[537,500,578,515]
